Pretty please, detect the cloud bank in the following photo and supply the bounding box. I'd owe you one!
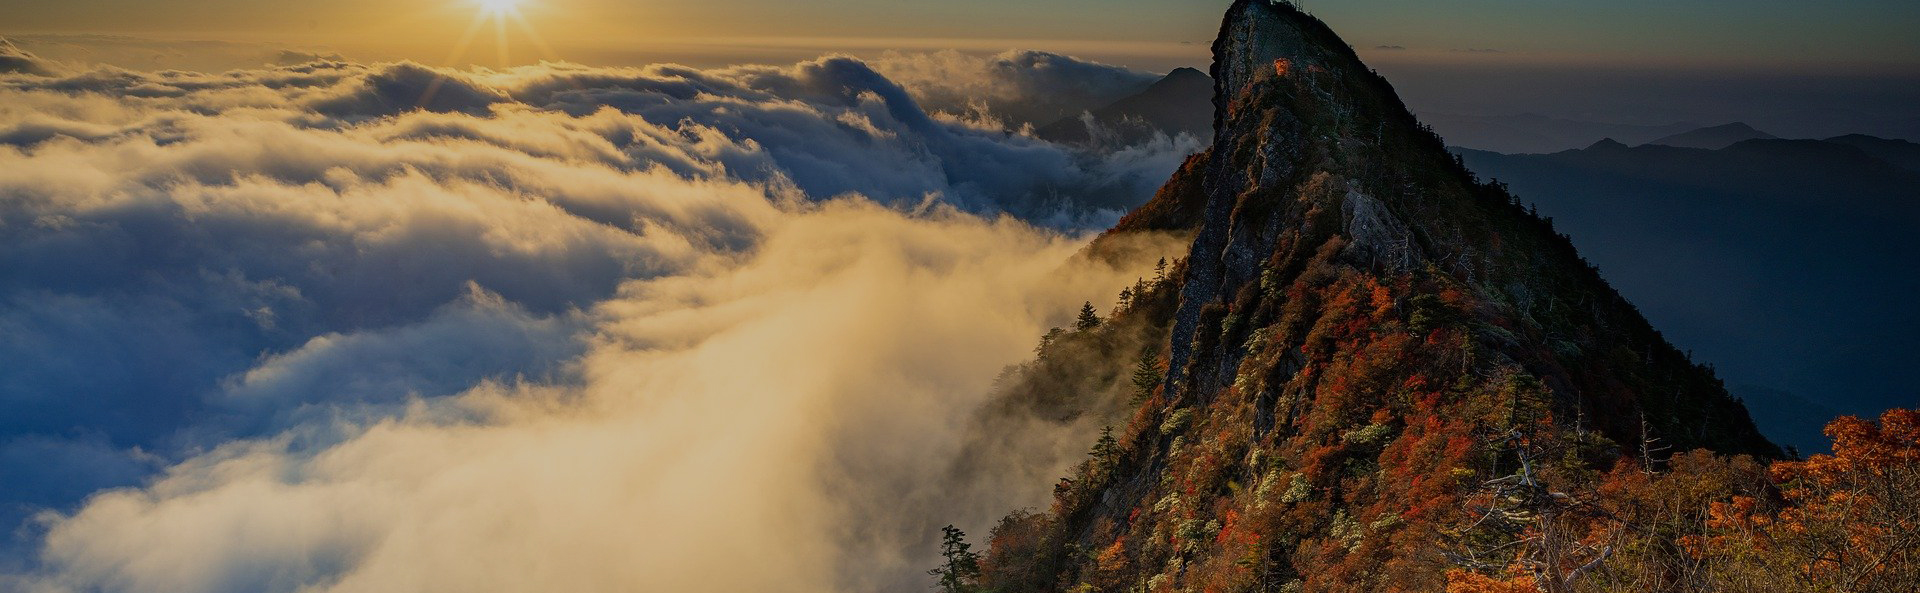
[0,38,59,76]
[0,51,1191,591]
[867,49,1162,127]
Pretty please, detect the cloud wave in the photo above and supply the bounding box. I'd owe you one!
[0,39,58,76]
[0,52,1191,591]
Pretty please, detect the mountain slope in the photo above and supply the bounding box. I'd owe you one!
[1148,0,1775,455]
[1452,138,1920,452]
[977,2,1776,592]
[1038,67,1215,146]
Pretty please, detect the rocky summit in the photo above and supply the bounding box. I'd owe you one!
[973,1,1779,591]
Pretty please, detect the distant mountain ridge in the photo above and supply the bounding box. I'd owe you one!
[1036,66,1215,146]
[1643,121,1778,149]
[1454,135,1920,451]
[1824,133,1920,171]
[1422,116,1920,155]
[1420,112,1701,154]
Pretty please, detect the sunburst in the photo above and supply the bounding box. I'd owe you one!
[418,0,560,107]
[442,0,558,69]
[476,0,520,15]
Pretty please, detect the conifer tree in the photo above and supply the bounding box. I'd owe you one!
[1075,302,1101,330]
[1130,347,1161,404]
[929,524,981,593]
[1090,426,1120,470]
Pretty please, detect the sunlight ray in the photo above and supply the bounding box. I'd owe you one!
[495,13,509,67]
[509,12,563,63]
[416,10,491,108]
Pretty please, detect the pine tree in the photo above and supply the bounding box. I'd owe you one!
[1130,347,1161,405]
[929,524,981,593]
[1075,302,1101,330]
[1090,426,1120,469]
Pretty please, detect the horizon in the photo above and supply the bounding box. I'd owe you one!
[6,0,1918,142]
[6,0,1917,71]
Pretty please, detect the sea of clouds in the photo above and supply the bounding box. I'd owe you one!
[0,42,1199,592]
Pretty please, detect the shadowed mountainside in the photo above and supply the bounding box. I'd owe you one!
[1037,67,1215,146]
[1453,137,1920,451]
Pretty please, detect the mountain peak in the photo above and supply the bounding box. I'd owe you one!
[1012,2,1778,589]
[1647,121,1778,149]
[1034,64,1214,146]
[1159,0,1771,454]
[1210,0,1385,136]
[1163,66,1209,82]
[1706,121,1764,133]
[1587,137,1630,150]
[1144,66,1214,95]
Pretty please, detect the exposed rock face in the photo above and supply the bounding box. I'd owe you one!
[1338,190,1418,273]
[1152,0,1772,453]
[989,2,1778,592]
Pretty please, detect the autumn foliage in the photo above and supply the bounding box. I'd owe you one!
[1445,570,1541,593]
[970,271,1918,593]
[1440,409,1920,593]
[1678,409,1920,593]
[964,4,1858,592]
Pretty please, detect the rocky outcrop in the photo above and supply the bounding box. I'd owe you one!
[981,3,1777,592]
[1152,0,1772,454]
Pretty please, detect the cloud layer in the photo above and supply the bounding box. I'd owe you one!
[0,38,58,76]
[0,51,1190,591]
[867,49,1162,127]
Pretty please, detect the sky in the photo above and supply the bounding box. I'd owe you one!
[6,0,1916,137]
[4,0,1918,72]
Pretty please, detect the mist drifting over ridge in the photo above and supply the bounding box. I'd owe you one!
[0,49,1198,592]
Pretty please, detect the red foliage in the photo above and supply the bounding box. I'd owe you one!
[1445,569,1541,593]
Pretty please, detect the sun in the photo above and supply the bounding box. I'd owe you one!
[475,0,521,15]
[428,0,556,75]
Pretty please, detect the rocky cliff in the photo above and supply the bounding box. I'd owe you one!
[977,2,1777,591]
